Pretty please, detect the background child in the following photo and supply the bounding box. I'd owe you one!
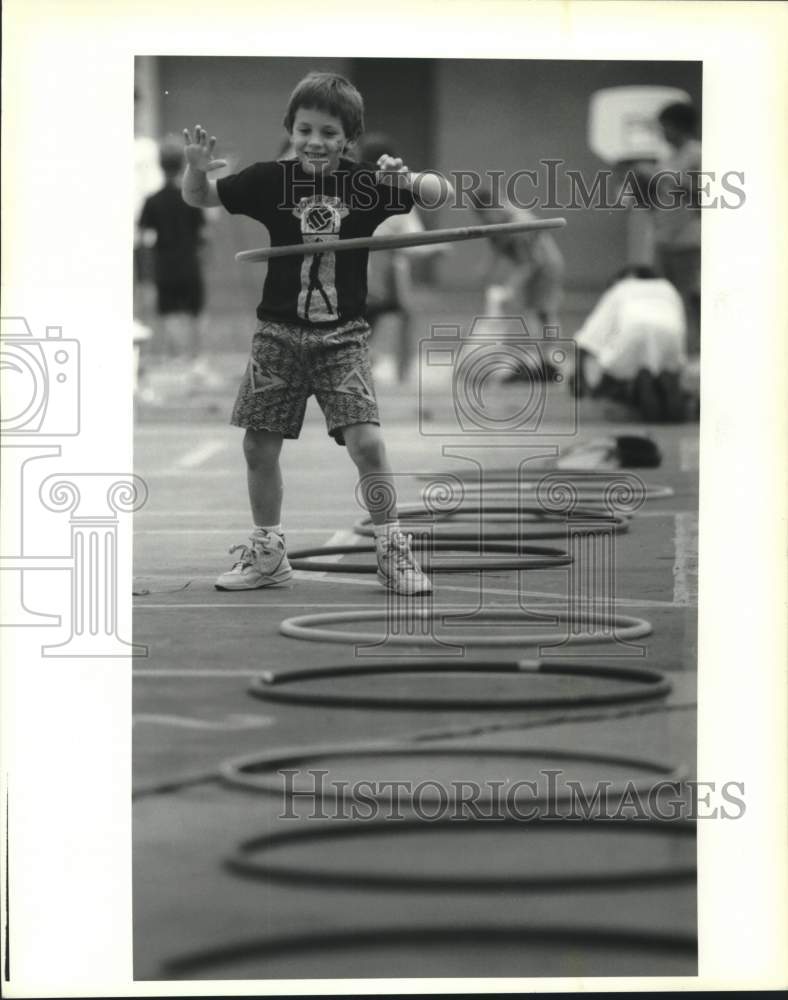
[358,132,448,386]
[181,72,452,595]
[573,265,687,422]
[469,187,565,381]
[139,140,208,368]
[630,101,701,357]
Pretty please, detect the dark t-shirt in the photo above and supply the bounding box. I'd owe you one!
[217,157,414,327]
[139,182,205,285]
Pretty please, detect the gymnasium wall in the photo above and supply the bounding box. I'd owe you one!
[431,59,702,292]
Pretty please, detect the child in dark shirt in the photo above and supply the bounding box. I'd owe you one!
[139,141,206,362]
[182,72,453,594]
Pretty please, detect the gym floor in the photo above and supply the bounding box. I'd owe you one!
[132,321,699,981]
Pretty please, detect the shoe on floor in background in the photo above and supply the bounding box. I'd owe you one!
[614,435,663,467]
[376,531,432,596]
[215,531,293,590]
[555,434,663,470]
[555,439,619,470]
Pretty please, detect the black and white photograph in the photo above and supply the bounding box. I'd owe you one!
[2,1,787,996]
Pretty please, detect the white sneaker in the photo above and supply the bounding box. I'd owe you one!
[215,531,293,591]
[376,530,432,596]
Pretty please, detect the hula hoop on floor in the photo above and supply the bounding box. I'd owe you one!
[278,607,653,647]
[288,540,573,573]
[219,740,682,802]
[225,814,696,891]
[352,505,630,541]
[162,922,697,979]
[413,469,675,501]
[249,658,672,710]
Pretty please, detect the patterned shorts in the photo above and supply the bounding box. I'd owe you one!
[231,318,380,446]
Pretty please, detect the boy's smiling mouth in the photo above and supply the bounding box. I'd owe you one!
[301,153,333,172]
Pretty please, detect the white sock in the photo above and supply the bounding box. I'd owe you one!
[253,523,283,536]
[373,521,401,544]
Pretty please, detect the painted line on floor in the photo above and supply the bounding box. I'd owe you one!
[673,512,699,607]
[133,712,274,729]
[680,437,700,472]
[135,601,387,608]
[291,569,376,584]
[133,589,692,609]
[134,507,697,519]
[174,440,227,470]
[140,469,252,480]
[134,602,493,611]
[134,527,366,536]
[436,583,694,609]
[135,510,373,518]
[133,512,698,535]
[134,669,269,678]
[633,509,696,519]
[319,528,363,555]
[297,528,364,579]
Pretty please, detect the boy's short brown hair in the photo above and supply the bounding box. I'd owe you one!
[283,71,365,141]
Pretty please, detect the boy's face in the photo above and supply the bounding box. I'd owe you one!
[291,106,348,175]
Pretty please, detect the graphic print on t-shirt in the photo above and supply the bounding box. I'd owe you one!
[292,195,349,322]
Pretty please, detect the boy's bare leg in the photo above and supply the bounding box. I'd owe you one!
[342,422,395,524]
[215,428,289,591]
[343,422,431,595]
[243,428,284,526]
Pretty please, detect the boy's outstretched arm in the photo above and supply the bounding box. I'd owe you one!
[182,124,227,208]
[375,154,454,211]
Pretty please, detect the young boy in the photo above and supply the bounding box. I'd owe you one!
[182,72,452,595]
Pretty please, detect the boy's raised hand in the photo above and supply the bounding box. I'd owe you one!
[376,154,411,188]
[182,124,227,173]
